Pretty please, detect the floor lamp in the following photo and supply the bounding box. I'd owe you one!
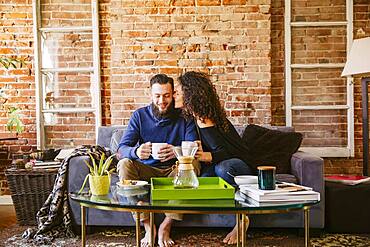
[342,37,370,176]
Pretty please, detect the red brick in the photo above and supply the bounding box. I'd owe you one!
[172,0,195,6]
[197,0,221,6]
[223,0,246,5]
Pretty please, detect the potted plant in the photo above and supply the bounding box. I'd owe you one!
[78,153,116,195]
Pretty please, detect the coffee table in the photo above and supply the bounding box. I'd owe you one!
[70,185,319,247]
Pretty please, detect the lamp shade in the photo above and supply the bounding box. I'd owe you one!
[341,37,370,77]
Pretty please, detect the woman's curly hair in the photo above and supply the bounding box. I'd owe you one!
[178,71,229,131]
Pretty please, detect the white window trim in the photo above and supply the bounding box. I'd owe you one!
[284,0,354,157]
[32,0,101,149]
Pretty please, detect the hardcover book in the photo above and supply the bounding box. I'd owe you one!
[325,175,370,185]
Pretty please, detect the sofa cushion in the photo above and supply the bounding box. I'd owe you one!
[110,129,125,152]
[242,124,303,174]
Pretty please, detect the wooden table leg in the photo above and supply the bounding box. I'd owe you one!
[150,212,154,247]
[81,205,86,247]
[136,211,140,247]
[236,214,241,247]
[241,214,247,247]
[304,207,310,247]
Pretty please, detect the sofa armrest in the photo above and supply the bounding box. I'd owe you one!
[68,155,91,193]
[291,151,325,228]
[291,151,324,195]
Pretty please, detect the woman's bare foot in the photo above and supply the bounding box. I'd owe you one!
[223,224,238,244]
[158,217,175,247]
[141,220,156,247]
[223,217,250,245]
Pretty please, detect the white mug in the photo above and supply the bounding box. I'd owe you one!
[181,141,198,156]
[151,143,167,160]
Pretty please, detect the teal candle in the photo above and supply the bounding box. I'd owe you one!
[258,166,276,190]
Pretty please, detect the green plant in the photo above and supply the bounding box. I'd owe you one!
[6,107,24,134]
[0,89,24,134]
[0,56,26,134]
[0,57,26,69]
[78,153,116,194]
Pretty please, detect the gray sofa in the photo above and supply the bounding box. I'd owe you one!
[68,125,325,229]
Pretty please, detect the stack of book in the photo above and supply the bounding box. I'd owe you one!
[31,148,75,170]
[239,182,320,203]
[33,161,61,169]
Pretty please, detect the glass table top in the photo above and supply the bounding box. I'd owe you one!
[70,185,320,213]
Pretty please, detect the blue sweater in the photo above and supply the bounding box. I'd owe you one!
[117,105,198,167]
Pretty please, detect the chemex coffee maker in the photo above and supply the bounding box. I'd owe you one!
[173,142,199,189]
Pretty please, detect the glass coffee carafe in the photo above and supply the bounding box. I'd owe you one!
[173,143,199,189]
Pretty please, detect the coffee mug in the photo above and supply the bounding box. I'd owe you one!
[257,166,276,190]
[151,143,167,160]
[181,141,198,156]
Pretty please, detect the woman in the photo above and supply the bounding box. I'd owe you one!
[174,71,256,244]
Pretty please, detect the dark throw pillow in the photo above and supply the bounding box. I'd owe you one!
[241,124,303,174]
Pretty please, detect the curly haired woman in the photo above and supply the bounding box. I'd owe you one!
[174,71,256,244]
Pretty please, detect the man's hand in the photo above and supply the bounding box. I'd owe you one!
[194,140,212,163]
[136,142,152,160]
[157,144,176,162]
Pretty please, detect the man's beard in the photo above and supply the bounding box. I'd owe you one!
[152,101,176,119]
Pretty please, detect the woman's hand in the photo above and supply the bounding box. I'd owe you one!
[194,140,212,163]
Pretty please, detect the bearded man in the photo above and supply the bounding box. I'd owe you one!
[117,74,199,247]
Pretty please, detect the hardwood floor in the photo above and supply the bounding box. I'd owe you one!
[0,205,17,229]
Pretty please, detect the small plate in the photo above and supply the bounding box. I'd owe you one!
[234,175,258,186]
[117,188,148,197]
[116,180,148,190]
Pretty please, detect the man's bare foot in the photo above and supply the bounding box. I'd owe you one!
[158,217,175,247]
[223,217,250,245]
[141,220,156,247]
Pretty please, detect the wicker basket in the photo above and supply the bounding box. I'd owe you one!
[5,168,58,225]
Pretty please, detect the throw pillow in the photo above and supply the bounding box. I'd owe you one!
[110,129,125,152]
[242,124,303,174]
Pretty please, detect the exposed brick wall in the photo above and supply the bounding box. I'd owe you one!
[99,0,112,126]
[109,0,272,126]
[0,0,34,195]
[271,0,285,126]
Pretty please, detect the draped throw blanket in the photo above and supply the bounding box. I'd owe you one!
[22,145,111,245]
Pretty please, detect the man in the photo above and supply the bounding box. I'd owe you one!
[117,74,199,247]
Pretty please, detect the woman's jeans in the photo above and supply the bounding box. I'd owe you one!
[201,158,253,187]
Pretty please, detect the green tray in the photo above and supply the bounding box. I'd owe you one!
[152,199,235,207]
[151,177,235,200]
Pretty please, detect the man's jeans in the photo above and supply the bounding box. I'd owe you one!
[201,158,254,187]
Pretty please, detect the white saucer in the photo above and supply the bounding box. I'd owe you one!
[116,180,148,190]
[234,175,258,186]
[117,188,148,197]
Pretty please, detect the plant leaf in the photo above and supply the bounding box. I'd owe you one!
[98,153,105,176]
[101,154,115,175]
[107,168,115,174]
[0,59,8,69]
[88,153,97,175]
[5,107,24,133]
[83,159,94,174]
[78,174,89,194]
